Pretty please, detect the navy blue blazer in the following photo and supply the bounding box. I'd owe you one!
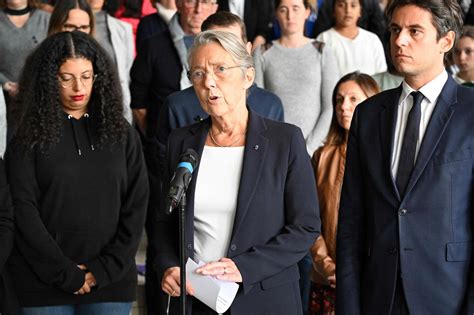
[336,77,474,315]
[151,110,320,314]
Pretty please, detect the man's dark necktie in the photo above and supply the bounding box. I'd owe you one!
[396,91,424,197]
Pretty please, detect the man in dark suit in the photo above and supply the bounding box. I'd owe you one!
[130,0,218,137]
[336,0,473,314]
[217,0,273,46]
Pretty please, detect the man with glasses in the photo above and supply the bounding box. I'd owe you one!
[130,0,218,139]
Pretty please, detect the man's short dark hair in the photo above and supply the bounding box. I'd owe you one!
[386,0,464,45]
[201,11,248,43]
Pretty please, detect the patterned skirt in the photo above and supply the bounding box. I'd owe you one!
[308,282,336,315]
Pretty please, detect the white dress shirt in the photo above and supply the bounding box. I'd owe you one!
[193,146,244,263]
[391,70,448,178]
[228,0,245,19]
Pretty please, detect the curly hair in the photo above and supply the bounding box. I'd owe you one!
[14,31,128,154]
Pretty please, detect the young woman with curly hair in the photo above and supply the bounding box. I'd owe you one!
[6,31,149,314]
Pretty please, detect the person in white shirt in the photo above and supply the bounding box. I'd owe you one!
[316,0,387,76]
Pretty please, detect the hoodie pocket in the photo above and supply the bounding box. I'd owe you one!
[54,230,114,263]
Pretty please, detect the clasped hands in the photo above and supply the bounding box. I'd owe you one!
[74,264,97,295]
[162,257,242,297]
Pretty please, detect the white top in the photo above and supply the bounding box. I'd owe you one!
[228,0,245,19]
[193,146,245,263]
[391,71,448,178]
[316,27,387,76]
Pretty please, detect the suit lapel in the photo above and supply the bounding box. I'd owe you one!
[230,110,268,239]
[379,87,402,201]
[404,78,457,197]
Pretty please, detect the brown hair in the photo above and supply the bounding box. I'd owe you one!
[460,25,474,40]
[47,0,95,36]
[386,0,463,46]
[202,11,248,43]
[327,71,380,145]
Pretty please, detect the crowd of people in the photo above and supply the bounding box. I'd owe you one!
[0,0,474,314]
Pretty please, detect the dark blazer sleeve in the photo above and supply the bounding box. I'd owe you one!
[0,159,13,272]
[232,126,320,292]
[84,128,149,288]
[336,106,364,315]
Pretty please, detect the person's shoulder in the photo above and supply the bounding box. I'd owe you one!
[357,88,400,113]
[167,87,197,105]
[455,82,474,104]
[168,119,205,141]
[261,116,301,137]
[358,27,381,41]
[107,14,133,32]
[139,31,174,56]
[33,8,50,18]
[32,8,51,22]
[249,85,279,101]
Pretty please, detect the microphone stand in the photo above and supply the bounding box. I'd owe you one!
[179,192,187,315]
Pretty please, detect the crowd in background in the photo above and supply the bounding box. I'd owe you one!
[1,0,474,314]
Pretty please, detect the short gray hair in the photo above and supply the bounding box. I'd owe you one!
[188,30,254,74]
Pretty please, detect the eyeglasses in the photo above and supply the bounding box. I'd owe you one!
[187,65,242,84]
[58,72,97,88]
[183,0,218,8]
[63,23,91,33]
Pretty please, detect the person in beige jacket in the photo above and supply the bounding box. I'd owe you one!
[309,72,380,315]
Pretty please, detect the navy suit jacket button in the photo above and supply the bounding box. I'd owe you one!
[187,243,193,249]
[230,244,237,251]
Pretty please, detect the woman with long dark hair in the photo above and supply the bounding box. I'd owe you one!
[309,72,380,314]
[7,31,148,314]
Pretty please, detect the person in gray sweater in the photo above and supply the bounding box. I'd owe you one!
[0,0,50,97]
[254,0,339,155]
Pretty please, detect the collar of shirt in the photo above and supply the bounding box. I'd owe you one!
[155,3,177,24]
[399,70,448,107]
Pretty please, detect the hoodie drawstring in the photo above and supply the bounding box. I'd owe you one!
[83,113,95,151]
[68,115,82,156]
[68,113,95,156]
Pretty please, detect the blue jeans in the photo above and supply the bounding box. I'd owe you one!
[21,302,132,315]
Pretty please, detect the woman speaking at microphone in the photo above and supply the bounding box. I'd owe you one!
[7,31,148,314]
[152,30,321,314]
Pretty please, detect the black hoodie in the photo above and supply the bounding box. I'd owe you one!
[6,113,149,306]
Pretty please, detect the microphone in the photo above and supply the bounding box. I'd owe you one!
[165,148,199,214]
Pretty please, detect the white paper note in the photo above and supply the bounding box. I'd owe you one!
[186,258,239,313]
